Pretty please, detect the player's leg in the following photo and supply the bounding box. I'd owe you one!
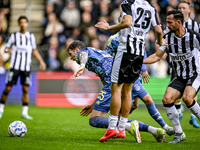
[188,95,199,128]
[183,86,200,125]
[99,83,123,142]
[0,69,19,118]
[141,94,174,135]
[21,71,33,120]
[162,86,186,143]
[118,83,133,136]
[174,98,183,122]
[0,85,12,118]
[21,85,33,120]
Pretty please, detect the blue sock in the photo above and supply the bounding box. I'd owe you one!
[128,120,149,132]
[89,117,109,128]
[146,103,166,127]
[138,121,149,132]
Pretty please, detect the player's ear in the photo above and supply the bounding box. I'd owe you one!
[75,47,79,53]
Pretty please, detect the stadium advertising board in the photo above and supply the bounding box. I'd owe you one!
[36,72,103,107]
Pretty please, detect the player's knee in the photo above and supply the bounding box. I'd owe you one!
[162,96,170,104]
[89,117,98,127]
[182,95,192,106]
[89,117,108,128]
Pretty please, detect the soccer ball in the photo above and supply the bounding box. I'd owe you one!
[8,121,27,137]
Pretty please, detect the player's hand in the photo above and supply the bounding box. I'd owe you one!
[162,52,168,60]
[142,71,150,84]
[40,61,46,71]
[72,65,85,80]
[80,104,93,117]
[95,20,110,31]
[161,38,168,46]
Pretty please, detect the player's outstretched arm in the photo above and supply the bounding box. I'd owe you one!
[80,103,94,117]
[32,49,46,71]
[154,25,163,46]
[95,15,132,31]
[73,51,88,80]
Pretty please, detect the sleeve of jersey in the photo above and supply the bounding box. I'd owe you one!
[6,34,14,48]
[30,34,37,50]
[121,2,132,16]
[150,8,159,27]
[141,50,147,72]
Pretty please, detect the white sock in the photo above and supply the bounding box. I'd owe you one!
[118,116,128,131]
[191,113,196,117]
[189,102,200,120]
[0,104,5,112]
[147,126,158,136]
[164,105,182,134]
[163,124,169,130]
[108,113,118,130]
[175,102,182,114]
[125,122,131,131]
[22,106,28,115]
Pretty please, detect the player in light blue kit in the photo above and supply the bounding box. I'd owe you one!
[67,40,171,142]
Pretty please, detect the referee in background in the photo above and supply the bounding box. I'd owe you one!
[0,16,46,119]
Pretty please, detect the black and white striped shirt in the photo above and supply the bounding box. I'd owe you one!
[162,29,200,79]
[6,31,36,71]
[118,0,159,56]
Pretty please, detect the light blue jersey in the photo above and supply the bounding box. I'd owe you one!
[76,47,113,85]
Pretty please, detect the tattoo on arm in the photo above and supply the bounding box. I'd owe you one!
[79,52,88,65]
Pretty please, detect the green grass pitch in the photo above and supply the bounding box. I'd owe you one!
[0,105,200,150]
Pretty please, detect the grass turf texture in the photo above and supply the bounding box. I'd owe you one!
[0,105,200,150]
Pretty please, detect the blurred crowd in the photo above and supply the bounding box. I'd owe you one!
[0,0,200,77]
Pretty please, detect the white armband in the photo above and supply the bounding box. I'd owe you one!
[159,45,167,51]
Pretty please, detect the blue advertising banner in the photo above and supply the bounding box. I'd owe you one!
[0,72,36,104]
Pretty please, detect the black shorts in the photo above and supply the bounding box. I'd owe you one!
[168,75,200,97]
[111,51,143,84]
[6,69,31,86]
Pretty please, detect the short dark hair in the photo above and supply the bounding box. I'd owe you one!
[67,40,86,52]
[18,16,29,23]
[167,9,184,24]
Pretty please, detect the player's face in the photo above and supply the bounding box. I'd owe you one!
[68,49,76,61]
[19,18,28,32]
[178,3,190,19]
[166,14,179,32]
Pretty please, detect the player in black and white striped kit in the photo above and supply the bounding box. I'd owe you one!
[95,0,163,142]
[164,0,200,128]
[144,10,200,143]
[0,16,46,119]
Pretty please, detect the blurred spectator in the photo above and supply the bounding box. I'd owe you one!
[0,11,8,36]
[90,38,100,49]
[42,2,55,27]
[79,11,94,35]
[0,0,10,34]
[0,34,9,74]
[70,27,83,41]
[44,12,64,37]
[46,36,60,71]
[83,26,98,46]
[60,0,80,37]
[58,37,74,71]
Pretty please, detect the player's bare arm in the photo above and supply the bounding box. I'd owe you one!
[73,51,88,79]
[154,25,163,46]
[95,15,132,31]
[32,49,46,71]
